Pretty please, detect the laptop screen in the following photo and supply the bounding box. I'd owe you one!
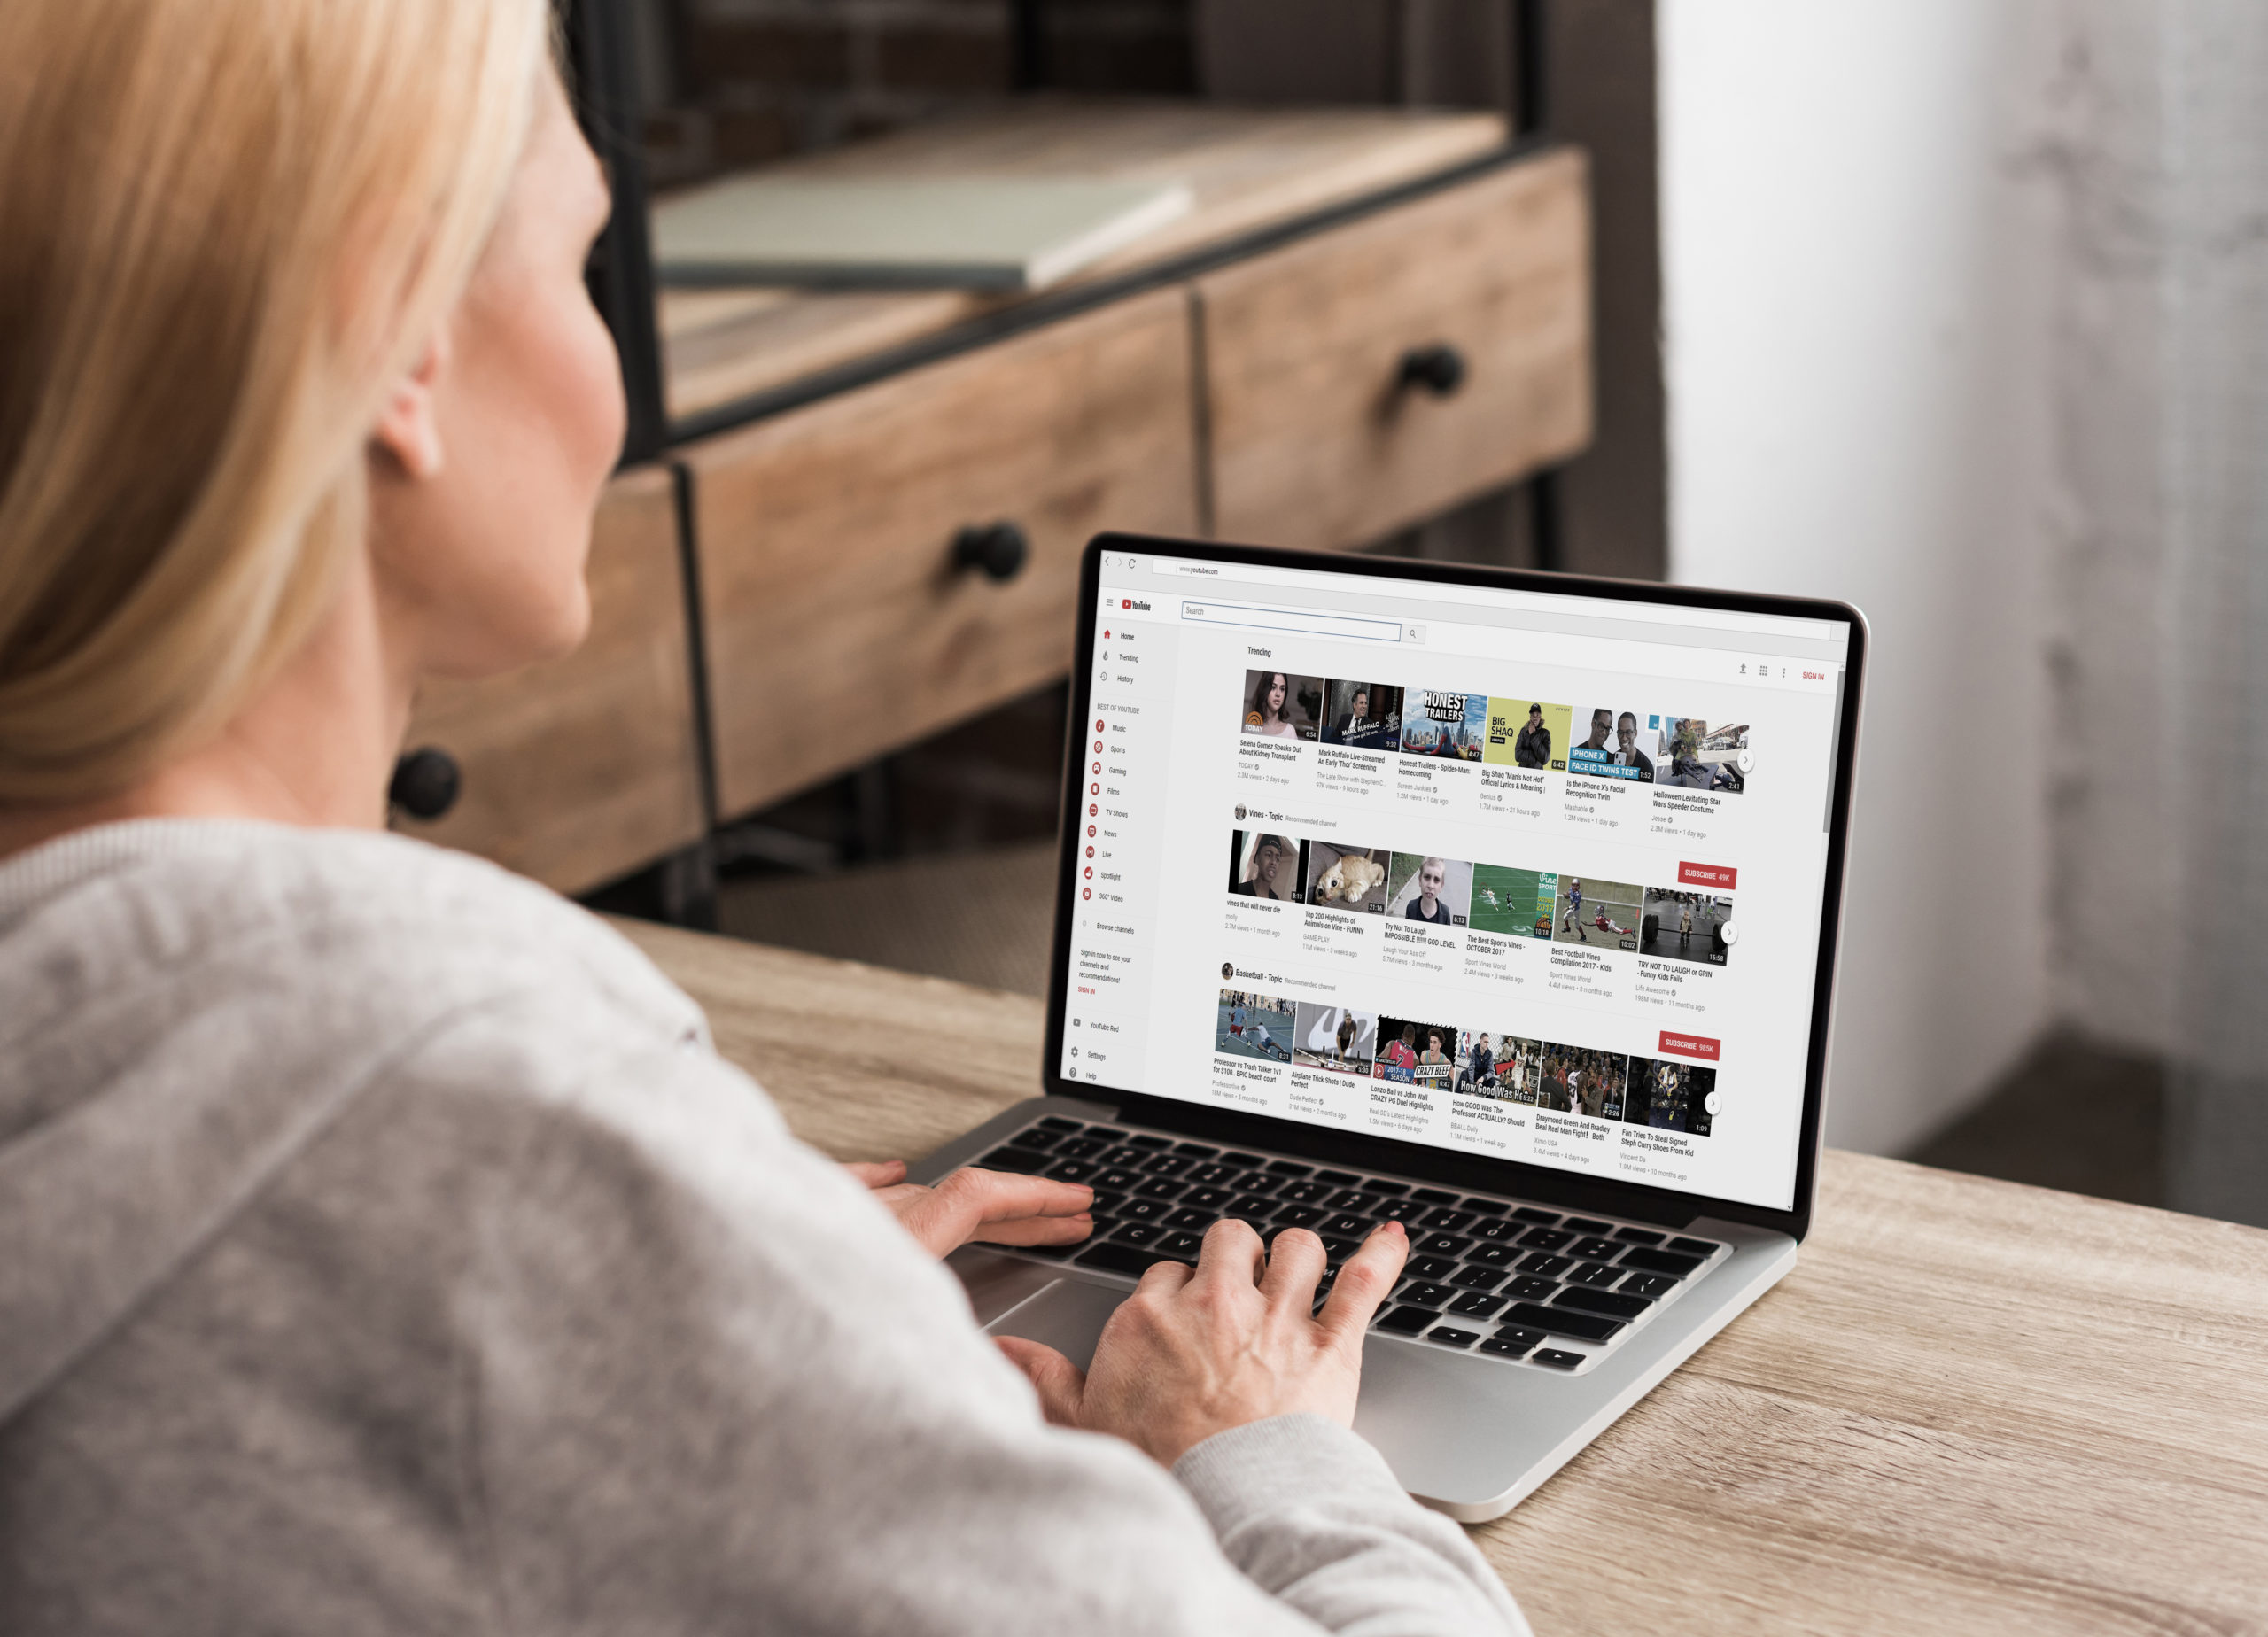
[1058,546,1859,1215]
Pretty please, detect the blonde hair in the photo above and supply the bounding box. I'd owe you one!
[0,0,552,804]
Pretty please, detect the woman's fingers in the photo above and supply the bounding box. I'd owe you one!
[1257,1227,1326,1307]
[1317,1222,1407,1343]
[973,1212,1094,1247]
[842,1159,908,1188]
[994,1337,1087,1424]
[1192,1216,1267,1288]
[889,1168,1097,1256]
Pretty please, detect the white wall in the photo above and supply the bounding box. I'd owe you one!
[1657,2,2059,1153]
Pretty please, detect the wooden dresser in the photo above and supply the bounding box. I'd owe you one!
[394,101,1593,893]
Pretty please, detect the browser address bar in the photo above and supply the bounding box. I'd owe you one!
[1180,600,1403,644]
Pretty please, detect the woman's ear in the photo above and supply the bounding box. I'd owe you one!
[370,332,452,479]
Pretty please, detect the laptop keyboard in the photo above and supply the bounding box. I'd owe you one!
[975,1114,1728,1375]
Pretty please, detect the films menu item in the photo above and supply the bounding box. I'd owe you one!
[1387,853,1472,927]
[1455,1029,1542,1101]
[1653,716,1751,795]
[1242,670,1323,741]
[1216,989,1295,1062]
[1626,1057,1717,1136]
[1485,699,1572,772]
[1320,679,1402,751]
[1301,839,1390,912]
[1293,1003,1377,1075]
[1227,828,1298,901]
[1554,874,1644,950]
[1470,865,1557,938]
[1401,690,1485,759]
[1640,888,1733,966]
[1374,1017,1457,1090]
[1565,707,1656,783]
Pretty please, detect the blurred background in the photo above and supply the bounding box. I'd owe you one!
[412,0,2267,1226]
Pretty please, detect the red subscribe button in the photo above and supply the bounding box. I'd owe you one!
[1658,1030,1720,1062]
[1678,861,1737,889]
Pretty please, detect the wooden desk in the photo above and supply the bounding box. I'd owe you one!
[612,918,2268,1635]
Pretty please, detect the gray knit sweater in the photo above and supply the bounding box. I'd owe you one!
[0,821,1525,1635]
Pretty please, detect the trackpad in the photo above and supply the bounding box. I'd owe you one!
[983,1276,1130,1373]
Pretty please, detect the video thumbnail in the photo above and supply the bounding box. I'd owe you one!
[1640,887,1732,966]
[1387,852,1473,927]
[1293,1003,1378,1075]
[1227,828,1299,901]
[1320,679,1402,753]
[1653,716,1751,795]
[1626,1056,1716,1136]
[1301,839,1391,913]
[1216,989,1295,1063]
[1241,669,1323,741]
[1469,864,1557,938]
[1484,698,1572,772]
[1375,1016,1458,1090]
[1401,689,1486,760]
[1455,1029,1542,1102]
[1566,707,1656,783]
[1553,873,1643,951]
[1539,1043,1629,1121]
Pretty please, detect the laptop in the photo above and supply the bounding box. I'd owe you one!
[912,533,1866,1522]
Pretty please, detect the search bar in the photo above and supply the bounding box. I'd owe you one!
[1181,600,1402,643]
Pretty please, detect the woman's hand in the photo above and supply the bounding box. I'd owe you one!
[995,1218,1408,1467]
[847,1160,1095,1260]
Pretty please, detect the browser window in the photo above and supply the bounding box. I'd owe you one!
[1061,553,1853,1214]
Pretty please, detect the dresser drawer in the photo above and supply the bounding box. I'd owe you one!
[394,465,705,893]
[685,287,1200,820]
[1199,149,1591,550]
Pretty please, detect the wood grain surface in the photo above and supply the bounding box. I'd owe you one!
[1200,149,1593,551]
[657,99,1508,421]
[683,287,1200,820]
[392,468,704,894]
[613,914,2268,1636]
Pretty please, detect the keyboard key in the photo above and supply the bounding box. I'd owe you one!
[1134,1178,1183,1200]
[1187,1162,1239,1186]
[1140,1153,1192,1177]
[1557,1288,1652,1320]
[1410,1187,1458,1205]
[1172,1141,1219,1157]
[1375,1305,1436,1335]
[1396,1281,1457,1309]
[1274,1206,1327,1230]
[1121,1198,1170,1223]
[1450,1265,1506,1292]
[1668,1237,1722,1258]
[1224,1171,1281,1195]
[1037,1116,1085,1132]
[1112,1222,1163,1245]
[1502,1301,1625,1342]
[1321,1213,1373,1237]
[1265,1160,1313,1176]
[1620,1274,1676,1299]
[1359,1178,1409,1196]
[1569,1237,1620,1261]
[1566,1261,1623,1287]
[1421,1208,1474,1231]
[1127,1135,1171,1150]
[1426,1326,1481,1349]
[1165,1207,1215,1230]
[1094,1168,1143,1191]
[1469,1242,1520,1268]
[980,1145,1052,1174]
[1532,1348,1586,1370]
[1621,1247,1704,1277]
[1099,1145,1147,1166]
[1503,1275,1557,1301]
[1407,1255,1457,1282]
[1461,1198,1510,1217]
[1315,1169,1359,1185]
[1228,1194,1277,1218]
[1076,1242,1162,1276]
[1278,1180,1334,1205]
[1448,1291,1508,1318]
[1046,1159,1099,1183]
[1479,1332,1535,1359]
[1491,1324,1547,1353]
[1472,1218,1525,1243]
[1327,1189,1373,1210]
[1374,1198,1429,1223]
[1320,1238,1361,1266]
[1521,1227,1573,1251]
[1016,1129,1063,1150]
[1157,1231,1206,1258]
[1519,1253,1573,1278]
[1614,1226,1666,1245]
[1563,1217,1611,1234]
[1055,1137,1107,1160]
[1513,1206,1560,1224]
[1184,1186,1235,1211]
[1415,1232,1472,1260]
[1088,1192,1127,1220]
[1222,1152,1266,1167]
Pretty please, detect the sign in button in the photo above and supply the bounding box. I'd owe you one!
[1658,1029,1721,1061]
[1678,861,1737,890]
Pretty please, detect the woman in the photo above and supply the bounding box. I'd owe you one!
[0,4,1521,1633]
[1247,671,1301,739]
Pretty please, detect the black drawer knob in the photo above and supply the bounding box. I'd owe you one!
[389,747,462,821]
[1397,343,1468,398]
[952,520,1029,581]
